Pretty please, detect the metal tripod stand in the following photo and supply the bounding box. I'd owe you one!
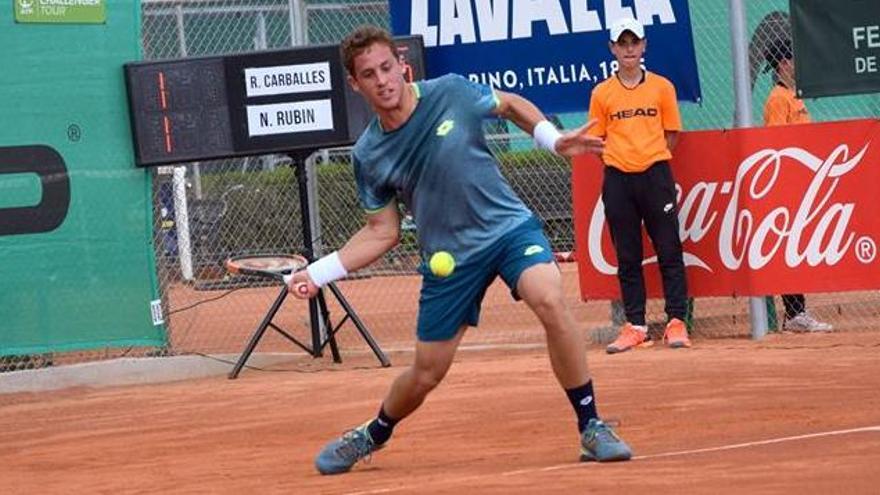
[228,152,390,378]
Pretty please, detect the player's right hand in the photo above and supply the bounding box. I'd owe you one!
[286,271,319,299]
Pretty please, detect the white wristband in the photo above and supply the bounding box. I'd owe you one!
[533,120,562,155]
[306,251,348,287]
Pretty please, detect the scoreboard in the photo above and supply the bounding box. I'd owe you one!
[125,38,425,167]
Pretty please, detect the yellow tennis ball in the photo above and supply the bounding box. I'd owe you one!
[429,251,455,278]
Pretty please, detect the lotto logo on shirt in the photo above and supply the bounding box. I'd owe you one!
[609,107,659,121]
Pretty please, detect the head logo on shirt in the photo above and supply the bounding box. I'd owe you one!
[436,119,455,136]
[609,107,658,121]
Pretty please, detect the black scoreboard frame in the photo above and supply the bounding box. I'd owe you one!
[124,37,424,167]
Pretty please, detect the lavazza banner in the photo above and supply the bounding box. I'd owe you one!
[573,119,880,299]
[389,0,701,114]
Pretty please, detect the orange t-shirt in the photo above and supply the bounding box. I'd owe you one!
[764,83,811,126]
[588,71,682,173]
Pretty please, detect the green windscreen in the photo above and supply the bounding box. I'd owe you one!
[0,1,166,356]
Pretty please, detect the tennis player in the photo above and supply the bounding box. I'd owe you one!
[287,25,632,474]
[589,18,692,354]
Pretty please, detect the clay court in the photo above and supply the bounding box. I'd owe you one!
[3,1,880,493]
[2,330,879,494]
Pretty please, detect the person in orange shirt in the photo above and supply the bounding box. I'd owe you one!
[588,17,691,353]
[762,38,832,333]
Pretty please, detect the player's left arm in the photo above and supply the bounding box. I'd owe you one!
[492,89,604,158]
[665,131,680,151]
[659,79,683,153]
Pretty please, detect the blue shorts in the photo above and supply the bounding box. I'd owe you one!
[416,216,555,342]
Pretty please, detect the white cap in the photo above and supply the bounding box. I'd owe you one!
[609,17,645,42]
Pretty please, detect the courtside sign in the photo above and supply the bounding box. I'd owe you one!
[389,0,701,113]
[791,0,880,97]
[124,38,424,166]
[572,119,880,298]
[14,0,106,24]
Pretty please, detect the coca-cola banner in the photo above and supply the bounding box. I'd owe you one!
[573,119,880,299]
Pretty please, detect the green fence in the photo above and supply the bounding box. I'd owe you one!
[4,0,878,373]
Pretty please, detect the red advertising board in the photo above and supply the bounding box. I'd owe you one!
[573,119,880,299]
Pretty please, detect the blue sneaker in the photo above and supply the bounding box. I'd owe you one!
[580,418,632,462]
[315,423,384,475]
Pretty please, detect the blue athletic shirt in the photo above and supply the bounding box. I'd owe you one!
[352,74,534,264]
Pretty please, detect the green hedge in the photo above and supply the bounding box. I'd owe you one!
[195,150,573,266]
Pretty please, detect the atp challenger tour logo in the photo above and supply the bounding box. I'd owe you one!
[587,143,874,275]
[14,0,105,23]
[18,0,34,15]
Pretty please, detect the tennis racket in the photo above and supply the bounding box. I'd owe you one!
[225,254,310,295]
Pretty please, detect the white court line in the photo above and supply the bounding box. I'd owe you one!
[343,425,880,495]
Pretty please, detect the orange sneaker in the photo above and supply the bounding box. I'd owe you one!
[606,323,652,354]
[663,318,691,349]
